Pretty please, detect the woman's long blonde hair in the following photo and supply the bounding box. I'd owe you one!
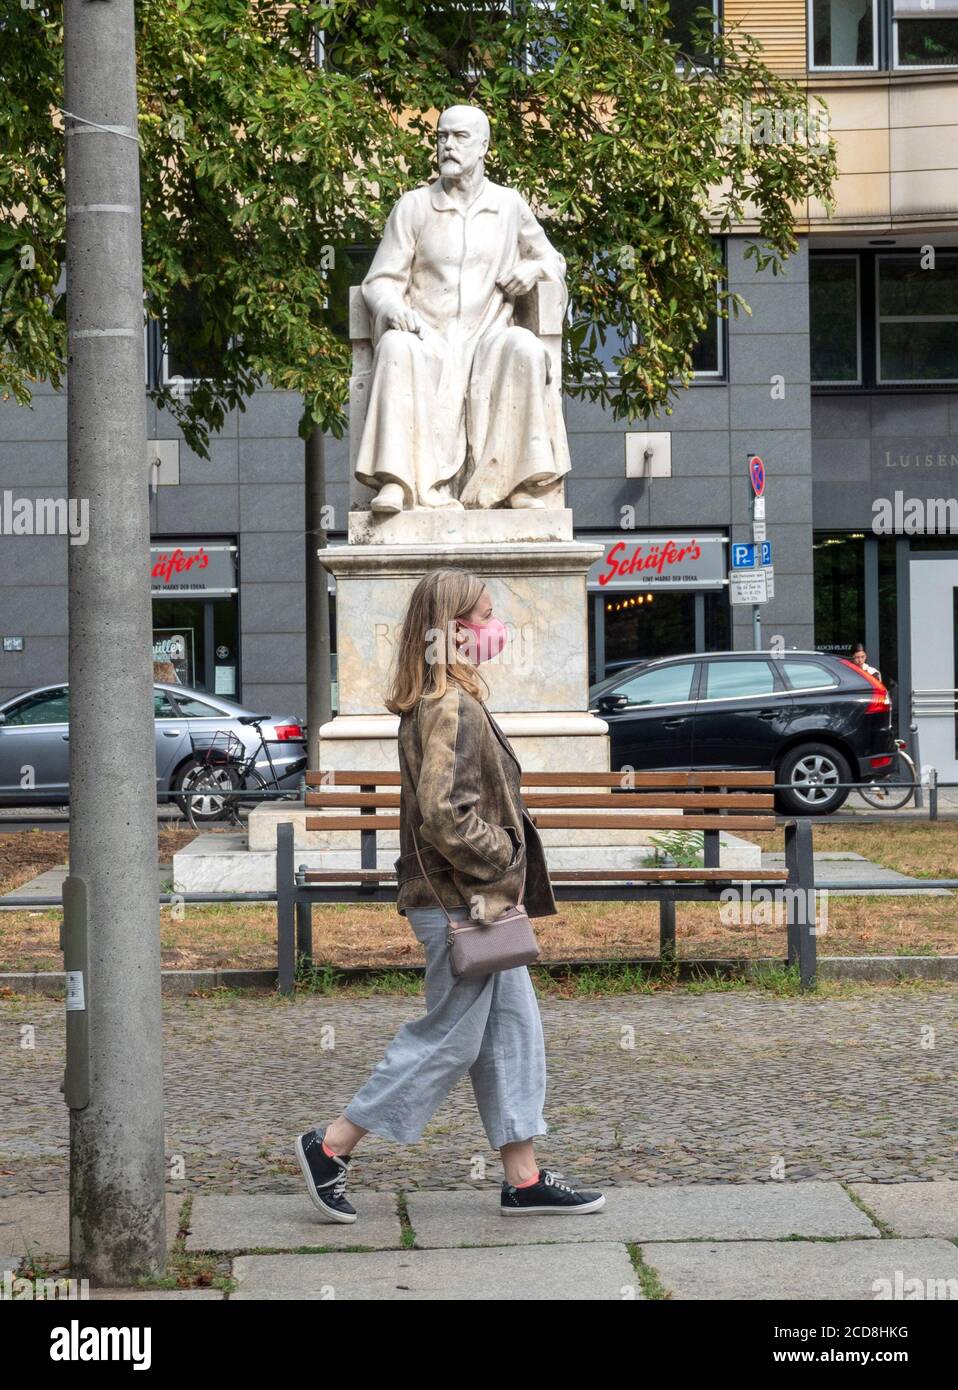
[384,567,490,713]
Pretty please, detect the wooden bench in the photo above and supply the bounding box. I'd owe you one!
[275,769,817,995]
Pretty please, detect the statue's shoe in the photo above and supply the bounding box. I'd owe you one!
[370,483,405,514]
[508,488,548,508]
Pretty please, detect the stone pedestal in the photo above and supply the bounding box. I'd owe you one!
[317,513,608,775]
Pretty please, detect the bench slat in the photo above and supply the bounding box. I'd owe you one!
[304,813,776,832]
[306,769,775,788]
[305,791,774,810]
[299,868,791,883]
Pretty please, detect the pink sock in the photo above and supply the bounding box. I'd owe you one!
[514,1169,540,1188]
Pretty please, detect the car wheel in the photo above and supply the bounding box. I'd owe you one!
[172,757,241,823]
[775,743,851,816]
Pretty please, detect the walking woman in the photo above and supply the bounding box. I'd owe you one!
[295,568,605,1220]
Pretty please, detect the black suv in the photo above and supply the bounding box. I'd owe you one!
[588,650,896,815]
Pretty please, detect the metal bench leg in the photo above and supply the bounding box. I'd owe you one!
[659,898,676,963]
[296,898,313,971]
[785,818,817,990]
[276,821,296,997]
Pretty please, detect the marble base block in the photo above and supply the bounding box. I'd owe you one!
[347,508,574,546]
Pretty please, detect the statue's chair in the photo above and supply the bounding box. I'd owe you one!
[347,281,566,497]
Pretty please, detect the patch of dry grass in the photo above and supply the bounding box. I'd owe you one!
[1,821,955,973]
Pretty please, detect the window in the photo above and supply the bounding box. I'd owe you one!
[663,1,721,69]
[171,695,221,718]
[809,0,877,69]
[783,660,839,690]
[811,250,958,390]
[328,246,376,343]
[4,688,70,725]
[810,256,860,384]
[154,691,180,719]
[877,254,958,385]
[579,240,725,384]
[893,0,958,67]
[704,659,776,698]
[813,532,866,655]
[614,663,696,706]
[162,298,224,388]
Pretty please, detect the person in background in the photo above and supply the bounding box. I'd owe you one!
[850,643,881,682]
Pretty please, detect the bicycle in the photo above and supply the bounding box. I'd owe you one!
[856,737,918,810]
[176,715,303,828]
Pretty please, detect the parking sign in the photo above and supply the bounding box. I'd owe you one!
[731,543,757,569]
[761,540,773,566]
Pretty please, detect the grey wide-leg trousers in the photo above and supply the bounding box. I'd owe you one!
[341,904,548,1150]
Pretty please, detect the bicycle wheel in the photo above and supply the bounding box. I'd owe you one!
[175,758,243,827]
[858,757,916,810]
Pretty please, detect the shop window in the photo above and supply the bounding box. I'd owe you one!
[603,590,697,669]
[813,532,866,655]
[876,254,958,385]
[809,0,877,69]
[810,256,860,384]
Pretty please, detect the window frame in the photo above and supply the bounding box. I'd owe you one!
[892,6,958,70]
[811,248,958,393]
[874,251,958,387]
[807,0,880,72]
[810,252,863,387]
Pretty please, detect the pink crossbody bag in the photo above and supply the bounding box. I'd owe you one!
[411,825,541,978]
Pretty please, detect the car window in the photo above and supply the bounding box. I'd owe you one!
[172,695,221,718]
[3,689,70,725]
[154,691,180,719]
[705,660,776,699]
[613,664,695,706]
[782,660,838,691]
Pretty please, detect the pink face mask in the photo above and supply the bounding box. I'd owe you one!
[457,616,508,664]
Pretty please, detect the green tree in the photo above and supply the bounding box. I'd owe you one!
[3,0,835,445]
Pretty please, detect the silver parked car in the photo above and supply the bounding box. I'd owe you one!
[0,682,308,820]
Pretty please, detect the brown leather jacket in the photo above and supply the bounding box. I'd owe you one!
[394,682,558,922]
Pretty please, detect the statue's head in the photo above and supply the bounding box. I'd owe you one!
[437,105,490,181]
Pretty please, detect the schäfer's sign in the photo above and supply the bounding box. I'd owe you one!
[586,535,726,590]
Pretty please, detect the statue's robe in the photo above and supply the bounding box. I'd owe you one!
[354,178,572,509]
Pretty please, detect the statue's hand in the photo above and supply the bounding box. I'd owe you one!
[497,259,541,298]
[386,307,425,335]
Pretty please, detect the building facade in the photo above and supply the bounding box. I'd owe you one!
[1,0,957,772]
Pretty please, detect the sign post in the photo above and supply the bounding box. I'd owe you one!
[748,455,765,649]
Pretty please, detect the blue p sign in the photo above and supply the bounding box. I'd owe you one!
[761,540,772,566]
[732,543,756,569]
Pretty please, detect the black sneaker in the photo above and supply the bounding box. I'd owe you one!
[295,1128,357,1222]
[500,1167,606,1215]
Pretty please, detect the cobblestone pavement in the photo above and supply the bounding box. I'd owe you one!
[2,988,956,1196]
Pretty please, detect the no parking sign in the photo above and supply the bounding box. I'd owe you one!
[749,455,765,497]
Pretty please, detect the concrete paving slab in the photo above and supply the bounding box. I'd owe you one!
[0,1194,183,1261]
[762,853,951,896]
[407,1182,879,1248]
[185,1192,402,1251]
[231,1241,640,1300]
[850,1181,958,1238]
[641,1238,958,1300]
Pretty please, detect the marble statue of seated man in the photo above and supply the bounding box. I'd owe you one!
[352,103,572,513]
